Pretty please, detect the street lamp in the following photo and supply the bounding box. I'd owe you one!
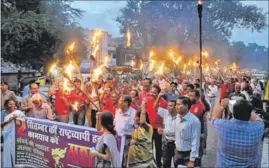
[198,0,203,95]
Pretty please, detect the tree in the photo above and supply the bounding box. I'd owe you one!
[1,0,87,73]
[229,41,247,63]
[116,0,268,59]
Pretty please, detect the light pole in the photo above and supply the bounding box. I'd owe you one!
[198,0,203,95]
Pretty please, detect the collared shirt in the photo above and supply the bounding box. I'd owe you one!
[190,100,205,118]
[1,90,17,109]
[212,118,264,168]
[207,85,218,97]
[114,107,136,136]
[32,103,53,120]
[175,112,201,161]
[165,92,179,101]
[228,92,246,101]
[158,107,177,141]
[21,93,47,116]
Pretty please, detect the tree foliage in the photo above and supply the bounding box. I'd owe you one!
[116,0,268,55]
[1,0,87,72]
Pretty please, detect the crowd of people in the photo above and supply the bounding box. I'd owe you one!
[1,74,269,168]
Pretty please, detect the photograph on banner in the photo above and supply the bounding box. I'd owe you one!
[14,118,125,168]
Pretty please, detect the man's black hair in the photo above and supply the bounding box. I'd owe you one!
[170,82,178,87]
[144,78,152,85]
[195,83,200,89]
[187,84,195,90]
[123,95,132,106]
[152,84,161,93]
[178,96,192,109]
[233,99,252,121]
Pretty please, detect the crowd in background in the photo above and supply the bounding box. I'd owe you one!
[1,74,269,168]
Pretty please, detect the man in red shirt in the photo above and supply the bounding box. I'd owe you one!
[139,78,152,101]
[188,90,205,119]
[49,81,70,123]
[146,85,167,168]
[102,91,118,116]
[220,80,232,101]
[69,79,88,125]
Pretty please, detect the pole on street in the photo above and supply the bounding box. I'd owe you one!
[198,0,203,95]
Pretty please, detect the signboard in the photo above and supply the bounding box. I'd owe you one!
[14,118,125,168]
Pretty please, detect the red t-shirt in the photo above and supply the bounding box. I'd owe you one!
[101,96,117,116]
[139,90,150,101]
[69,89,87,103]
[190,100,205,118]
[220,84,231,100]
[181,90,188,96]
[130,99,142,110]
[146,96,167,129]
[54,90,70,115]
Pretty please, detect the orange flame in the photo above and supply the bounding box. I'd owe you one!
[68,42,75,51]
[149,51,155,59]
[65,61,74,78]
[127,29,131,47]
[131,60,135,67]
[72,102,79,111]
[156,63,165,75]
[49,62,57,74]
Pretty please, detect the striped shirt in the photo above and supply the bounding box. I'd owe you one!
[212,118,264,168]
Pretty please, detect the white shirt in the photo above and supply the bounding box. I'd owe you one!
[175,112,201,161]
[158,107,177,141]
[251,83,261,95]
[207,85,218,97]
[90,90,100,110]
[114,107,136,136]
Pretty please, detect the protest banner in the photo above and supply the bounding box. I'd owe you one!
[14,117,125,168]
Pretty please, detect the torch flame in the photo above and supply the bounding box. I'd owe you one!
[72,102,79,111]
[198,0,202,5]
[149,51,155,59]
[131,60,135,67]
[202,51,209,58]
[93,45,99,57]
[175,57,182,65]
[65,61,74,78]
[169,49,174,60]
[68,42,75,52]
[149,60,155,72]
[183,64,187,70]
[126,29,131,47]
[91,30,102,57]
[49,62,57,74]
[63,78,71,93]
[140,63,143,70]
[104,56,110,67]
[92,66,103,82]
[156,63,165,75]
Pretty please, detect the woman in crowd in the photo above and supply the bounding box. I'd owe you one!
[130,89,141,110]
[127,100,156,168]
[2,99,25,167]
[90,112,120,168]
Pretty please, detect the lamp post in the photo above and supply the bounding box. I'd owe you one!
[198,0,203,95]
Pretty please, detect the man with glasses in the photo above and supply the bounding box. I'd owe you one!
[21,82,47,117]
